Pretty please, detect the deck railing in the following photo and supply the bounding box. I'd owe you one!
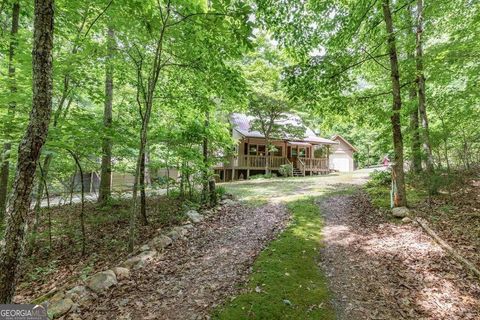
[216,156,329,171]
[302,158,328,170]
[237,155,288,168]
[297,159,306,176]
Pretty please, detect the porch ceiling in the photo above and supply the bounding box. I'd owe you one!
[288,141,311,146]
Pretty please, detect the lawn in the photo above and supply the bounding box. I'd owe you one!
[213,197,335,319]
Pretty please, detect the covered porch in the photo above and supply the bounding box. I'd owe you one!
[214,139,332,181]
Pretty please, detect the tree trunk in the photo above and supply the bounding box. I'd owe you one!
[382,0,407,207]
[416,0,434,175]
[129,97,152,251]
[202,110,209,204]
[67,150,86,255]
[409,82,422,173]
[140,150,148,225]
[265,137,270,174]
[0,0,54,303]
[0,2,20,221]
[98,27,115,204]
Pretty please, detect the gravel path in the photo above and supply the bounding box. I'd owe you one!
[319,192,480,320]
[78,202,289,320]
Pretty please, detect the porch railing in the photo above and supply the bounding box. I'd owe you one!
[216,156,329,171]
[297,159,306,176]
[236,155,288,168]
[302,158,328,170]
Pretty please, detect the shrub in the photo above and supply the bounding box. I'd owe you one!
[279,164,293,177]
[249,173,277,179]
[367,169,391,187]
[216,186,227,198]
[153,175,176,189]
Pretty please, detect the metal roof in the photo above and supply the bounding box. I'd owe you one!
[231,113,338,145]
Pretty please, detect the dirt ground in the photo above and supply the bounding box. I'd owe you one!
[76,202,289,320]
[319,192,480,320]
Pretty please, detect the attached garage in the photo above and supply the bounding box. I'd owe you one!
[329,135,357,172]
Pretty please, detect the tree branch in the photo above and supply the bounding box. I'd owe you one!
[84,0,114,37]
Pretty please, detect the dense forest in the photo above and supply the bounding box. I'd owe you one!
[0,0,478,317]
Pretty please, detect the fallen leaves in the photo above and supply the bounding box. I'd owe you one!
[320,191,480,320]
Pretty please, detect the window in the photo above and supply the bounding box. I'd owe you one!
[291,148,297,157]
[272,146,283,157]
[258,145,266,156]
[249,144,257,156]
[299,147,306,157]
[244,143,248,155]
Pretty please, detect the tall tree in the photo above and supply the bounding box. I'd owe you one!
[409,81,422,173]
[382,0,407,206]
[98,26,115,204]
[0,1,20,222]
[0,0,54,302]
[415,0,434,175]
[248,94,290,174]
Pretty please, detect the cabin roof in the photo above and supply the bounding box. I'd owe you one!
[331,135,358,152]
[231,113,337,145]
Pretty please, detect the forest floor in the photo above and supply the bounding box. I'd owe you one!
[14,195,186,303]
[320,191,480,320]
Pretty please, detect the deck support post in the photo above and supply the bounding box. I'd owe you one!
[232,168,235,181]
[247,169,250,180]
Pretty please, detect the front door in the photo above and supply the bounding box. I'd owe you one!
[289,146,298,166]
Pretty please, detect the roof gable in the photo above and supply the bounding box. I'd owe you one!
[331,135,358,152]
[231,113,337,145]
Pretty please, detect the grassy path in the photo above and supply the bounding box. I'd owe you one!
[213,197,335,319]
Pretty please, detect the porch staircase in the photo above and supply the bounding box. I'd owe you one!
[292,167,304,177]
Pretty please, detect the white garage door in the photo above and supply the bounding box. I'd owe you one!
[332,155,351,172]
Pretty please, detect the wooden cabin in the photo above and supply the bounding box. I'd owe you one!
[214,113,338,181]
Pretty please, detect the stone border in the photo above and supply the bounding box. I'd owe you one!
[42,197,236,319]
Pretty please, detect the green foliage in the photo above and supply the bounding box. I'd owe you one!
[215,186,228,198]
[213,197,334,319]
[366,170,392,188]
[26,260,58,282]
[278,163,293,177]
[249,173,277,180]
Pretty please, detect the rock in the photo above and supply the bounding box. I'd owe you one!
[173,226,188,237]
[86,270,118,293]
[112,267,130,280]
[118,298,130,307]
[69,313,83,320]
[139,244,150,251]
[392,207,410,218]
[121,250,157,270]
[65,286,90,304]
[121,256,142,269]
[221,199,236,206]
[48,297,73,319]
[50,291,65,302]
[149,235,172,251]
[186,210,203,223]
[221,193,234,200]
[402,217,412,223]
[183,223,194,229]
[167,230,181,241]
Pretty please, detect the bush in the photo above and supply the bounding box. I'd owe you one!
[249,173,277,179]
[153,175,176,189]
[216,186,227,198]
[279,164,293,177]
[367,169,391,187]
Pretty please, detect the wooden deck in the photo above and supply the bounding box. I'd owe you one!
[214,155,330,181]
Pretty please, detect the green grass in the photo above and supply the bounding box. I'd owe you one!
[213,197,335,320]
[364,184,427,209]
